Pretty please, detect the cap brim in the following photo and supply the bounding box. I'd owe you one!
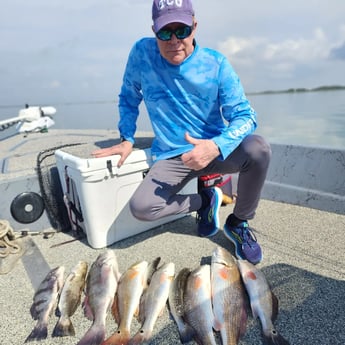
[153,13,193,32]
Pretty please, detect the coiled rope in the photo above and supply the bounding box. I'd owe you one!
[0,219,22,258]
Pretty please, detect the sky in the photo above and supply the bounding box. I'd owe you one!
[1,0,345,109]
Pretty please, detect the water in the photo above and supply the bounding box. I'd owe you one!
[1,90,345,149]
[249,89,345,149]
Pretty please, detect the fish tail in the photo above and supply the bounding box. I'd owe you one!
[24,322,48,342]
[77,322,106,345]
[127,334,144,345]
[52,317,75,337]
[263,329,291,345]
[179,324,195,344]
[128,330,153,345]
[102,329,131,345]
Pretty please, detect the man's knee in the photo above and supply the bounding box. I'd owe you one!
[246,135,271,166]
[129,196,158,221]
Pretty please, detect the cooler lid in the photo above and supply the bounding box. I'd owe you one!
[55,148,152,173]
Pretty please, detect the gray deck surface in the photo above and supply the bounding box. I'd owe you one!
[1,129,344,345]
[1,199,344,345]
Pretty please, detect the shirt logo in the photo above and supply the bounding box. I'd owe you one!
[228,118,255,139]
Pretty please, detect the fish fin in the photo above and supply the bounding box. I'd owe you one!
[251,303,258,320]
[213,317,222,332]
[137,287,147,322]
[271,292,279,322]
[29,304,39,320]
[158,305,165,317]
[263,329,291,345]
[146,257,161,284]
[52,316,75,337]
[111,293,121,324]
[240,306,248,337]
[77,322,106,345]
[82,296,94,321]
[55,306,61,317]
[178,324,195,344]
[134,304,140,318]
[102,329,131,345]
[25,322,48,342]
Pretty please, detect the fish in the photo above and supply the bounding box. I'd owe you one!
[183,264,217,345]
[211,246,247,345]
[25,266,65,342]
[168,267,193,344]
[77,250,120,345]
[129,262,175,345]
[237,260,290,345]
[52,261,88,337]
[102,260,149,345]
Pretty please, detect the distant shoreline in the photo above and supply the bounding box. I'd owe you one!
[1,85,345,111]
[248,85,345,96]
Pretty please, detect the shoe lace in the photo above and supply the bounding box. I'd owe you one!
[240,224,258,248]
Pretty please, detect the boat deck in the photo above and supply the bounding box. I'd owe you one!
[1,129,345,345]
[1,199,345,345]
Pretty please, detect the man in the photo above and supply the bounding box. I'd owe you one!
[92,0,271,264]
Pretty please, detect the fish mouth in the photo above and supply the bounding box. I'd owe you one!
[212,255,228,266]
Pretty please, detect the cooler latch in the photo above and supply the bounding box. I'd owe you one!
[106,160,113,174]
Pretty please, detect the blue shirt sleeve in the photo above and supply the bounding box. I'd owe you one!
[118,42,143,144]
[212,56,257,159]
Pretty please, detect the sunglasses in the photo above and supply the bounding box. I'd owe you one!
[156,25,194,41]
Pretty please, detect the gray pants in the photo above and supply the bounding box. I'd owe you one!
[130,134,271,222]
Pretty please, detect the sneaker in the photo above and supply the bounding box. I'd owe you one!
[223,220,263,264]
[197,187,223,237]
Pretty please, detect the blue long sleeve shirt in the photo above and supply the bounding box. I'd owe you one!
[118,37,257,161]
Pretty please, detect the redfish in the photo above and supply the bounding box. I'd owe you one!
[168,267,193,344]
[184,264,217,345]
[237,260,290,345]
[102,260,149,345]
[129,262,175,345]
[211,246,247,345]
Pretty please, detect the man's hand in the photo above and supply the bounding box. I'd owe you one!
[181,132,220,170]
[91,140,133,167]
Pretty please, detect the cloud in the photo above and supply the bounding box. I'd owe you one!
[216,27,345,90]
[218,28,331,67]
[330,42,345,60]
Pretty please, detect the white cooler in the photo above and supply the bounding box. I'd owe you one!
[55,148,196,248]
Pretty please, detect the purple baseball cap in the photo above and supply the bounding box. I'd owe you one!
[152,0,195,33]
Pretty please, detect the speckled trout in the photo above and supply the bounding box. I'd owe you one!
[52,261,88,337]
[25,266,65,342]
[77,250,120,345]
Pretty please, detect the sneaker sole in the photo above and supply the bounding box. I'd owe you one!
[223,224,244,259]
